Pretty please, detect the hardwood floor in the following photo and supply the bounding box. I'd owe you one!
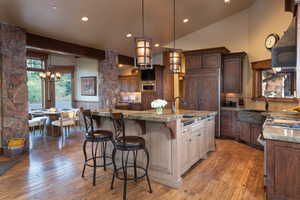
[0,133,265,200]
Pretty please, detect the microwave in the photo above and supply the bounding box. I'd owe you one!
[142,81,156,92]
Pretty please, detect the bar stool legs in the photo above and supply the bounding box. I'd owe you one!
[82,140,112,186]
[110,147,152,200]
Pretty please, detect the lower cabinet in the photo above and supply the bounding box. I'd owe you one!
[221,110,263,149]
[239,122,263,148]
[180,117,216,174]
[266,140,300,200]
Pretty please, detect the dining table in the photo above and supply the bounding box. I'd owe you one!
[29,110,63,137]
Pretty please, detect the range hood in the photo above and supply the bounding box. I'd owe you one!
[272,17,296,69]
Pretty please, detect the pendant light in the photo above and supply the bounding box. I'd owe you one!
[169,0,182,74]
[135,0,153,70]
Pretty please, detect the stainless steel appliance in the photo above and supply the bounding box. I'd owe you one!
[141,81,156,92]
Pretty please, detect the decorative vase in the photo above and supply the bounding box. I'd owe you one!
[155,107,163,115]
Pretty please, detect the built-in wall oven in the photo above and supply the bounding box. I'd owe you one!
[141,81,156,92]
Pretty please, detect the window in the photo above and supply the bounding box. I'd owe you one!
[252,60,297,102]
[55,73,72,109]
[27,57,45,110]
[27,58,45,69]
[27,71,43,110]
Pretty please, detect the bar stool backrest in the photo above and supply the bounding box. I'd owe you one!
[111,113,126,143]
[82,109,95,135]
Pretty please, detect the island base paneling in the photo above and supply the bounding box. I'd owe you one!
[94,114,216,188]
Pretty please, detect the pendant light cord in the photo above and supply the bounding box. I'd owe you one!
[142,0,145,37]
[173,0,176,49]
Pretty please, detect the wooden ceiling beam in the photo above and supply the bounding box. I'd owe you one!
[26,33,134,65]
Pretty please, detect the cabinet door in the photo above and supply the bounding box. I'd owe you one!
[189,131,201,165]
[239,121,251,144]
[267,141,300,200]
[221,111,233,138]
[180,130,190,174]
[207,117,216,152]
[223,57,242,93]
[251,124,263,147]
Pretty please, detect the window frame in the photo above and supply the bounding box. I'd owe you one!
[252,59,297,103]
[26,51,48,109]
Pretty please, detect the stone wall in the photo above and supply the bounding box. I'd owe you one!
[0,22,28,149]
[98,50,120,109]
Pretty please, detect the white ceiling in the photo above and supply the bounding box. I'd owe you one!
[0,0,255,56]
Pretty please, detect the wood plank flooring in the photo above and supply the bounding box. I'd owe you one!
[0,133,265,200]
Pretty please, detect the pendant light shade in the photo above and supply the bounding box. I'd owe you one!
[169,49,182,74]
[135,37,152,70]
[135,0,153,70]
[169,0,182,74]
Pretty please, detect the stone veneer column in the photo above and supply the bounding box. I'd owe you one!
[98,50,120,109]
[0,22,29,149]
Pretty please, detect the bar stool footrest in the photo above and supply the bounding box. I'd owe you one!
[84,156,113,168]
[114,165,147,181]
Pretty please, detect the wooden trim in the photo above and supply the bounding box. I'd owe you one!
[164,121,177,139]
[26,50,48,60]
[251,59,272,70]
[183,47,230,56]
[119,55,134,66]
[26,33,105,60]
[251,59,297,102]
[26,33,134,65]
[0,147,3,155]
[252,97,298,103]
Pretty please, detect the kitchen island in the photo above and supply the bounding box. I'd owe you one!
[263,113,300,200]
[92,109,217,188]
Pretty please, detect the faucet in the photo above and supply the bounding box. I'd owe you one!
[263,96,269,112]
[171,97,186,114]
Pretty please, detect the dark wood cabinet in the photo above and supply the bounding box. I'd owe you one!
[239,121,263,148]
[119,75,139,92]
[221,109,263,148]
[221,110,240,139]
[267,140,300,200]
[239,121,251,143]
[222,52,246,94]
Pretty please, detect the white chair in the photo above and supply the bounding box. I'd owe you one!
[28,116,48,136]
[51,111,76,139]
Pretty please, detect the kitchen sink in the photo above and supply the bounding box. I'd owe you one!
[243,109,265,113]
[237,110,266,124]
[182,115,194,118]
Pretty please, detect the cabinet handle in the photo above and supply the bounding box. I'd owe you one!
[197,134,201,137]
[189,139,192,142]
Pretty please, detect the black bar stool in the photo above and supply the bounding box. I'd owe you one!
[110,113,152,200]
[81,109,114,186]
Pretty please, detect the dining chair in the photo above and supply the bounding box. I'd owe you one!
[51,111,76,139]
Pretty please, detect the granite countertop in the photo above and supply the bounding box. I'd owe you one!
[263,113,300,144]
[92,109,217,123]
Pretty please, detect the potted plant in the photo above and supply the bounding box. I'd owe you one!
[151,99,168,115]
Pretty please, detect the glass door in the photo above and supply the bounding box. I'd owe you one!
[55,73,72,109]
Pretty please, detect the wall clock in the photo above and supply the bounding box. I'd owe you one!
[265,33,280,50]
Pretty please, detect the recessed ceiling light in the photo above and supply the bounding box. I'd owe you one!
[224,0,230,3]
[154,43,160,47]
[81,17,89,22]
[183,18,189,23]
[119,64,123,67]
[52,6,57,10]
[126,33,132,38]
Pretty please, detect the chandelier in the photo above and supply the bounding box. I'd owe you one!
[39,71,61,81]
[169,0,182,74]
[134,0,153,70]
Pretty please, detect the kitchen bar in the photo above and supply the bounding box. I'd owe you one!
[92,109,217,188]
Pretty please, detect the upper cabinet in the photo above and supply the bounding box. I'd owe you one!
[119,75,140,92]
[184,47,230,72]
[222,52,246,94]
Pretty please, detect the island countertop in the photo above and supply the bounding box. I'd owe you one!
[92,109,217,123]
[263,113,300,144]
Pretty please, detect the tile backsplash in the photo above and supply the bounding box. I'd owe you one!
[119,92,141,103]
